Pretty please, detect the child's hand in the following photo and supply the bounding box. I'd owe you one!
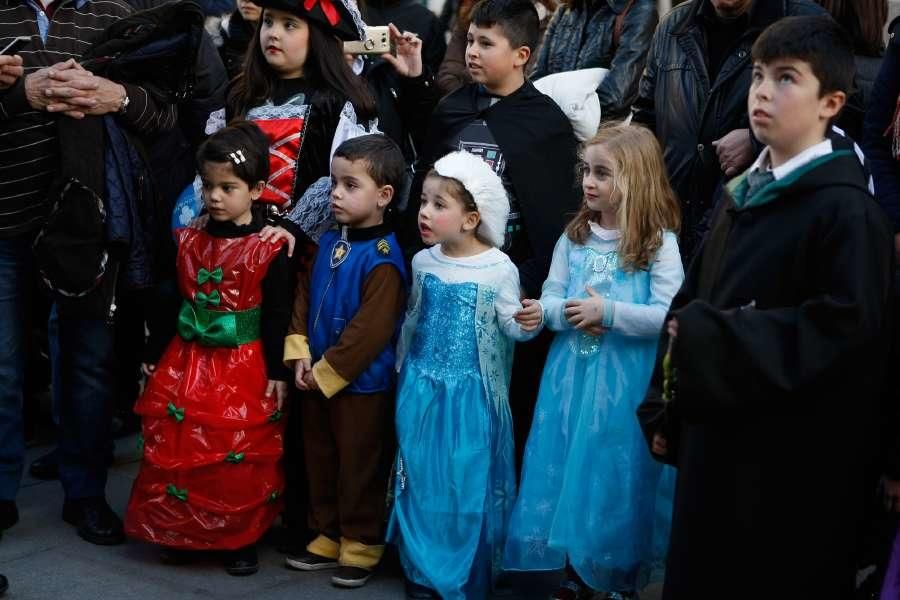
[515,299,542,331]
[381,23,423,78]
[303,370,319,391]
[259,225,296,257]
[651,433,668,457]
[294,358,312,390]
[667,317,679,338]
[266,379,289,410]
[564,286,604,329]
[141,363,156,377]
[583,324,606,337]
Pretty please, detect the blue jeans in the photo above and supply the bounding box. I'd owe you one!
[0,234,114,501]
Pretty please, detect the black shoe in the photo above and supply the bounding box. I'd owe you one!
[0,573,7,596]
[405,579,438,599]
[28,449,59,481]
[61,497,125,546]
[284,551,338,571]
[331,565,372,588]
[159,548,195,565]
[224,545,259,576]
[0,501,18,531]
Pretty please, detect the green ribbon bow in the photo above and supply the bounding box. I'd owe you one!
[167,402,185,423]
[268,490,281,503]
[166,484,188,502]
[176,302,261,347]
[194,289,221,307]
[197,266,223,285]
[268,410,283,423]
[225,451,245,464]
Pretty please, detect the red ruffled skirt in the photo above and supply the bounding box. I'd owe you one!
[124,337,285,550]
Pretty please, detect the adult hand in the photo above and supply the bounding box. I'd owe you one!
[564,286,604,329]
[712,128,754,177]
[0,55,24,90]
[44,71,126,118]
[24,59,87,111]
[381,23,423,78]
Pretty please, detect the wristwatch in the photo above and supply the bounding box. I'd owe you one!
[118,87,130,114]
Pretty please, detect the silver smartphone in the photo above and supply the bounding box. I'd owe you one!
[0,36,30,56]
[343,26,391,55]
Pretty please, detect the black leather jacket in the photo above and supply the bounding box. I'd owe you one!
[632,0,824,260]
[531,0,657,120]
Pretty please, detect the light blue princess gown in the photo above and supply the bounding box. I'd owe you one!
[387,245,539,600]
[504,224,684,593]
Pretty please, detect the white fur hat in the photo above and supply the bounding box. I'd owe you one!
[433,151,510,248]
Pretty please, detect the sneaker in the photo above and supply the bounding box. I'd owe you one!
[331,565,372,588]
[285,551,338,571]
[224,545,259,576]
[405,579,439,599]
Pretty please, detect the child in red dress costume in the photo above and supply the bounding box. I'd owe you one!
[125,122,292,576]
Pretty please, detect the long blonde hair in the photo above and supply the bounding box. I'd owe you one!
[565,123,680,271]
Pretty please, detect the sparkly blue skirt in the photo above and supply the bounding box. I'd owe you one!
[503,329,674,592]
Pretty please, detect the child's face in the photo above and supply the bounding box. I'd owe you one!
[418,176,480,246]
[330,156,392,229]
[748,58,845,164]
[582,143,618,219]
[201,161,263,226]
[237,0,261,22]
[465,23,529,93]
[260,8,309,79]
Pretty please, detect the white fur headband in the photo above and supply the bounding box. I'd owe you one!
[433,151,510,248]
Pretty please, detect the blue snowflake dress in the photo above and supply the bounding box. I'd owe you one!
[504,225,683,593]
[387,246,538,600]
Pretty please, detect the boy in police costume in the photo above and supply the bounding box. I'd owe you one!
[283,135,407,588]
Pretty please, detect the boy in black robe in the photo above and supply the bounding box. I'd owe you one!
[639,16,894,600]
[404,0,580,468]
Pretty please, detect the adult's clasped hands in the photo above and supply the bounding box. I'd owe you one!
[24,58,126,119]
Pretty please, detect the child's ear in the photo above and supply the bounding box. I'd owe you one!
[513,45,531,69]
[250,181,266,201]
[819,90,847,122]
[462,210,481,233]
[377,184,395,209]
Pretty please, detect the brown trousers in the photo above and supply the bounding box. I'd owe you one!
[302,390,394,546]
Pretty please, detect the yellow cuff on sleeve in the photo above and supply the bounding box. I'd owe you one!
[312,357,350,399]
[283,334,311,366]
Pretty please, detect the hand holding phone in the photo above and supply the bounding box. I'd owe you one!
[0,37,28,91]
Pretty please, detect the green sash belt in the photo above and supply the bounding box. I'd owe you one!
[177,301,261,347]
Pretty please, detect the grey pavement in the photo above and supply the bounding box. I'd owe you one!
[1,437,662,600]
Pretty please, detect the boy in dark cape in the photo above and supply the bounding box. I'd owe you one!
[638,17,894,599]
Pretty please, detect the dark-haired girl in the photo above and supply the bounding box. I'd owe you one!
[125,122,292,576]
[205,0,378,250]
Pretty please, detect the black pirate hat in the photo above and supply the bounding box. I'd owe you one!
[254,0,364,41]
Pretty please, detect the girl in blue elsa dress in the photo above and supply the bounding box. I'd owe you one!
[387,151,543,600]
[504,124,684,600]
